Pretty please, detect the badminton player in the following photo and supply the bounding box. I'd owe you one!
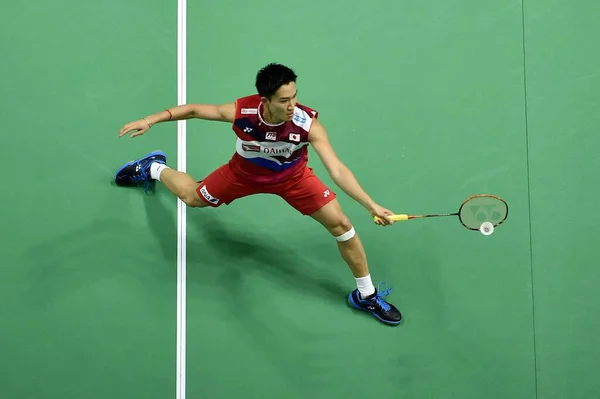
[114,63,402,326]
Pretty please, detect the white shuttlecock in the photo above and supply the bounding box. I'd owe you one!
[480,222,494,236]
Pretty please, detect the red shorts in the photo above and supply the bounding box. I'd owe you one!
[195,163,336,215]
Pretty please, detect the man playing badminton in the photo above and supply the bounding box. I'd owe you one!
[114,63,402,326]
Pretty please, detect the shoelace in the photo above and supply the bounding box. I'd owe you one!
[373,282,392,311]
[130,160,153,193]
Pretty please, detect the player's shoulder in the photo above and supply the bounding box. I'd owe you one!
[234,94,261,117]
[291,103,319,133]
[296,102,319,119]
[236,94,261,107]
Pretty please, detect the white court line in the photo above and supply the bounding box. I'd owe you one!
[176,0,187,398]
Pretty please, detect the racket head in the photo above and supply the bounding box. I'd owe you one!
[457,194,508,230]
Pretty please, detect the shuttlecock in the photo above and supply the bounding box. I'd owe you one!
[480,222,494,236]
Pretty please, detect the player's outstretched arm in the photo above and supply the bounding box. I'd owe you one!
[309,119,395,225]
[118,102,236,138]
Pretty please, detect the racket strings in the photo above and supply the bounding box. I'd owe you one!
[459,196,508,229]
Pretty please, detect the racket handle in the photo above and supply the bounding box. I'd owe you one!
[373,214,409,223]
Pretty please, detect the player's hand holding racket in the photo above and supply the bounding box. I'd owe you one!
[369,204,396,226]
[372,194,508,234]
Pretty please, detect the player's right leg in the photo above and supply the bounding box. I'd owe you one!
[114,150,256,208]
[114,150,207,207]
[157,167,208,207]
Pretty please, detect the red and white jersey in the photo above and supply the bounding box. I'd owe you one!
[228,94,319,184]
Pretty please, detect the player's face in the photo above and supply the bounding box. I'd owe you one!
[264,82,297,123]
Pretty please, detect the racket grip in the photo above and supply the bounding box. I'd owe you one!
[373,214,409,223]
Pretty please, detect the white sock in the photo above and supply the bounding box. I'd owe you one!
[150,162,169,181]
[356,274,375,298]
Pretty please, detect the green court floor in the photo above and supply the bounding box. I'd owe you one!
[1,0,599,398]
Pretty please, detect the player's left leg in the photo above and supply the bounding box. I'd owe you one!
[280,168,402,326]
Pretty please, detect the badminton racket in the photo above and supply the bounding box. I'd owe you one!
[374,194,508,231]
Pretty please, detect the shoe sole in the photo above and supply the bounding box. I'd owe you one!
[114,150,167,181]
[348,292,402,326]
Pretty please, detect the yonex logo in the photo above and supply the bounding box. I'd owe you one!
[469,204,502,222]
[243,127,253,133]
[323,190,330,197]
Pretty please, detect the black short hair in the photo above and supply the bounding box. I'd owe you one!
[255,63,297,99]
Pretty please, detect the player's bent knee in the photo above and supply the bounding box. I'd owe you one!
[333,216,356,242]
[326,213,354,241]
[337,214,353,232]
[187,198,209,207]
[182,195,200,207]
[182,189,209,208]
[335,225,356,242]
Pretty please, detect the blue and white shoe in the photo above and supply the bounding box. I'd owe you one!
[114,150,167,192]
[348,282,402,325]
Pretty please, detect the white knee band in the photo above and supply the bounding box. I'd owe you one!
[335,227,356,242]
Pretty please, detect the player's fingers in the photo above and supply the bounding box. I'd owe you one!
[119,125,132,137]
[377,214,389,223]
[374,216,389,226]
[382,210,396,224]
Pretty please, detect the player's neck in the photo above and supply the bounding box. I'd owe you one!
[261,105,284,125]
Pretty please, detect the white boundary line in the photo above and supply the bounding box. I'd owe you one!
[176,0,187,398]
